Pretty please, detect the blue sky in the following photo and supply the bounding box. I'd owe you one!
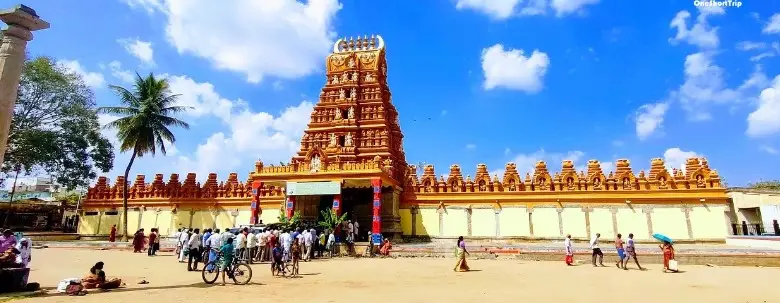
[9,0,780,188]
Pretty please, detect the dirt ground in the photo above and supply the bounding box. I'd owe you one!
[12,248,780,303]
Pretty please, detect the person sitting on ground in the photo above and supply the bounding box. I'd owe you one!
[82,261,122,289]
[379,239,392,257]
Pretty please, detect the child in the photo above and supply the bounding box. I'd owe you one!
[219,237,235,286]
[291,240,301,274]
[271,242,284,275]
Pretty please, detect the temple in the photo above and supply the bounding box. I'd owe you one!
[80,35,730,242]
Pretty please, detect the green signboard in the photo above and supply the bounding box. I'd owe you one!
[0,191,54,202]
[286,181,341,196]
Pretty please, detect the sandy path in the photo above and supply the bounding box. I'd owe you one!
[14,248,780,303]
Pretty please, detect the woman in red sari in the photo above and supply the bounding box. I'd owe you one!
[132,229,145,253]
[108,225,116,242]
[659,241,675,272]
[379,239,392,257]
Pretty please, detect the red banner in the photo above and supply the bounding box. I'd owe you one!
[332,194,342,215]
[286,196,296,218]
[251,180,263,224]
[371,178,381,234]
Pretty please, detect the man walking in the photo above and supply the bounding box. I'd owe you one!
[615,233,625,269]
[564,234,574,266]
[187,229,202,271]
[589,233,604,267]
[624,233,644,270]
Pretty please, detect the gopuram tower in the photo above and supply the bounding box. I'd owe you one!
[292,35,408,182]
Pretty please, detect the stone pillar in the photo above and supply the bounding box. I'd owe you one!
[136,207,144,230]
[556,207,564,237]
[410,207,418,236]
[188,209,195,227]
[494,207,501,237]
[527,207,534,237]
[583,207,592,237]
[466,207,472,236]
[643,208,654,239]
[610,208,619,237]
[682,206,693,239]
[0,5,49,165]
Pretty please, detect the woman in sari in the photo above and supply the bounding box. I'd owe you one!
[82,262,122,289]
[108,225,117,242]
[659,241,675,272]
[132,229,145,253]
[379,239,392,257]
[453,236,470,272]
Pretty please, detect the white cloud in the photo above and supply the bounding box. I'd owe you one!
[481,44,550,93]
[611,140,624,147]
[760,145,779,155]
[750,52,776,62]
[747,75,780,138]
[763,13,780,34]
[663,147,701,173]
[125,0,342,83]
[669,7,724,49]
[549,0,600,17]
[491,149,586,177]
[504,147,511,155]
[455,0,522,20]
[103,61,135,84]
[736,41,767,51]
[122,0,164,14]
[634,102,669,140]
[57,60,105,88]
[454,0,599,19]
[118,38,155,66]
[162,75,314,176]
[465,144,477,150]
[441,110,448,116]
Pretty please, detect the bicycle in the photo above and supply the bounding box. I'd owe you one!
[202,251,253,285]
[270,259,299,278]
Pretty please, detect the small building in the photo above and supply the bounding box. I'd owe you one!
[727,188,780,235]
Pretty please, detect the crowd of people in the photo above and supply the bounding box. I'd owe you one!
[564,232,677,272]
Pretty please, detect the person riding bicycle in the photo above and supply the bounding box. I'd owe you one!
[271,242,284,275]
[219,237,235,286]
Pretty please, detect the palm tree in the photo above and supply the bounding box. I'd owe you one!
[98,73,192,241]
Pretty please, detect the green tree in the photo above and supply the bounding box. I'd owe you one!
[277,210,302,230]
[747,180,780,190]
[3,57,114,190]
[317,208,348,231]
[98,73,191,241]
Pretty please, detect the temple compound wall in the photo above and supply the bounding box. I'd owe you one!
[80,35,728,242]
[80,157,729,242]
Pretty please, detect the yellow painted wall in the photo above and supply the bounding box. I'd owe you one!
[471,209,496,237]
[416,208,439,236]
[236,210,252,226]
[157,211,173,236]
[215,211,234,229]
[690,205,727,239]
[191,211,214,230]
[99,214,120,235]
[616,208,649,240]
[139,210,157,231]
[651,208,689,240]
[260,208,281,225]
[399,209,412,235]
[79,214,100,235]
[442,209,468,237]
[532,208,560,237]
[589,208,613,238]
[127,211,141,233]
[499,208,530,236]
[172,211,191,231]
[561,208,587,238]
[729,191,780,209]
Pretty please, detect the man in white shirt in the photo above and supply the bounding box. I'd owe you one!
[256,231,267,262]
[303,230,313,261]
[206,228,222,271]
[564,234,573,266]
[187,229,202,271]
[236,228,247,261]
[327,230,336,256]
[347,221,354,241]
[589,233,604,267]
[280,230,292,262]
[246,230,257,263]
[172,228,183,256]
[309,228,317,259]
[178,229,190,262]
[353,221,360,241]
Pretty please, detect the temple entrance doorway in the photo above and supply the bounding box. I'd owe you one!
[339,187,373,242]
